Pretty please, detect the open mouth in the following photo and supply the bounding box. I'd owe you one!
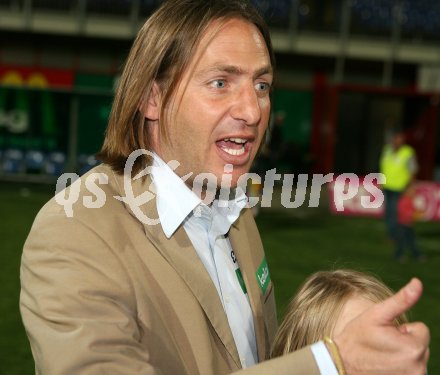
[216,138,249,156]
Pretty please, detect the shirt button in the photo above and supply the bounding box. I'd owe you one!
[240,357,246,366]
[224,295,230,304]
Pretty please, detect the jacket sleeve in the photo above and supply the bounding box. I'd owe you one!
[235,347,321,375]
[20,202,321,375]
[20,205,162,375]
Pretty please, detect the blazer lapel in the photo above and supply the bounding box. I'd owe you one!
[145,219,242,368]
[112,170,241,368]
[228,209,268,362]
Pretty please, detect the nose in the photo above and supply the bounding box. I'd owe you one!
[230,83,261,126]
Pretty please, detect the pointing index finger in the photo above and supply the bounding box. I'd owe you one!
[374,278,423,325]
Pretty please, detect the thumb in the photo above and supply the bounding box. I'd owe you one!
[374,278,423,325]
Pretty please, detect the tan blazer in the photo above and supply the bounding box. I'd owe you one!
[20,164,320,375]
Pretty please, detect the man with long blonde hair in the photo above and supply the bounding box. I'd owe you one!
[21,1,429,374]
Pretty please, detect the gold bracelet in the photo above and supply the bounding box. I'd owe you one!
[323,336,346,375]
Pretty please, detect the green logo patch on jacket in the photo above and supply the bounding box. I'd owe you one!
[256,257,270,294]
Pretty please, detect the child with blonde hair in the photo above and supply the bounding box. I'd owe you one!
[271,269,408,357]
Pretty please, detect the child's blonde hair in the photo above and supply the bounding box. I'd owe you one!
[271,269,408,357]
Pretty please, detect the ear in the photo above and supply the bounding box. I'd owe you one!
[139,81,162,121]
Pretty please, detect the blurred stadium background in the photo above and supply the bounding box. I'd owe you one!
[0,0,439,373]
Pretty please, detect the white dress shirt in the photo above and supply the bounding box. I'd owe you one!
[150,154,337,373]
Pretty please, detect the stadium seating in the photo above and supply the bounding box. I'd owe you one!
[1,148,24,174]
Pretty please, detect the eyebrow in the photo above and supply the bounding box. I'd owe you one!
[197,64,273,79]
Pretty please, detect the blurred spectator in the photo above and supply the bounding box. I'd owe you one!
[395,183,425,263]
[380,128,418,245]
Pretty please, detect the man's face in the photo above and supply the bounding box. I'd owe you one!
[149,18,273,187]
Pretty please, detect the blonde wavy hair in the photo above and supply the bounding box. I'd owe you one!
[271,269,408,358]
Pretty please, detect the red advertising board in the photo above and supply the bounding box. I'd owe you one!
[413,181,440,221]
[328,176,440,221]
[0,65,73,88]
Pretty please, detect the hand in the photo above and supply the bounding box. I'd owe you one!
[334,278,430,375]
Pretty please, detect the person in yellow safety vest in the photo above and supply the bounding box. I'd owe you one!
[380,128,418,250]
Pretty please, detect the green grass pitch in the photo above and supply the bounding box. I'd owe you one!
[1,182,438,373]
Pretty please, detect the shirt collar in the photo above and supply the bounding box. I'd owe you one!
[150,154,200,238]
[150,153,248,239]
[211,190,247,237]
